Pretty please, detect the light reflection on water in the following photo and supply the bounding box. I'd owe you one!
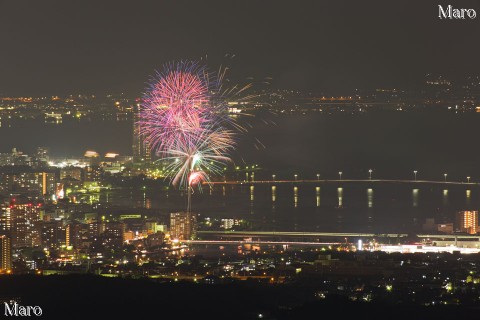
[443,189,448,207]
[412,189,419,207]
[467,189,471,208]
[337,187,343,208]
[367,188,373,208]
[293,186,298,208]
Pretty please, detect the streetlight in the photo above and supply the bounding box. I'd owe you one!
[368,169,372,180]
[316,173,320,181]
[413,170,418,181]
[467,176,471,183]
[339,171,343,180]
[444,173,447,182]
[272,174,276,182]
[294,174,298,181]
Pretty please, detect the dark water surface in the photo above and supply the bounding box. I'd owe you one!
[2,111,479,179]
[2,111,480,233]
[97,181,477,233]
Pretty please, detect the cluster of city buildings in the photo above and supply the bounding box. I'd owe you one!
[2,74,480,122]
[0,93,136,122]
[0,195,198,274]
[0,145,203,274]
[422,210,480,235]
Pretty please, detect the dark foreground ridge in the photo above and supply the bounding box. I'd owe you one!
[0,275,479,319]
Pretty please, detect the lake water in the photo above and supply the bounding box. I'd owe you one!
[95,181,477,233]
[2,111,480,233]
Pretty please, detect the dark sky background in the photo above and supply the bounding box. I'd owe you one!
[1,0,480,95]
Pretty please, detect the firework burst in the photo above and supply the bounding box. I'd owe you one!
[140,60,211,153]
[139,59,250,204]
[140,60,255,153]
[160,126,235,189]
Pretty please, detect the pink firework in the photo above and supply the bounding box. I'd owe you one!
[140,61,212,153]
[188,171,208,187]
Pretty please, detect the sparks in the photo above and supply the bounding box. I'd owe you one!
[139,59,254,214]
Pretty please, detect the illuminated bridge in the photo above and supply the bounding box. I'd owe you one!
[208,179,480,186]
[197,231,480,242]
[185,240,342,247]
[198,231,409,239]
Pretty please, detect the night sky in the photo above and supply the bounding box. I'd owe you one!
[1,0,480,95]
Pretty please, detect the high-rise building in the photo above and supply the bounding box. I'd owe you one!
[0,204,11,234]
[455,211,478,234]
[39,172,56,196]
[0,169,56,196]
[220,219,240,230]
[146,221,166,234]
[0,235,11,272]
[9,199,42,248]
[88,221,104,239]
[60,167,83,181]
[41,221,70,249]
[102,222,125,248]
[84,165,102,182]
[70,223,89,249]
[170,212,197,240]
[132,104,151,162]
